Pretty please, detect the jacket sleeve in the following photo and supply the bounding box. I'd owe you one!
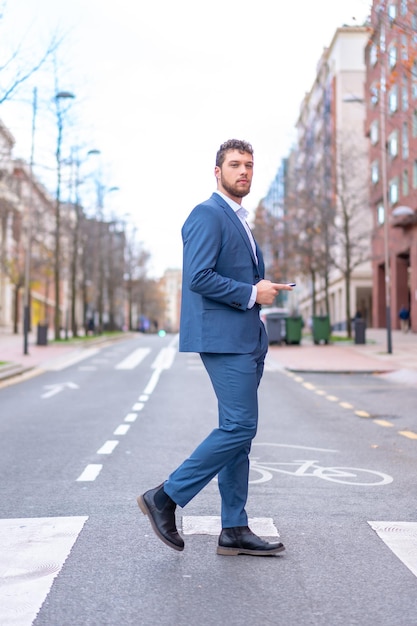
[182,204,253,310]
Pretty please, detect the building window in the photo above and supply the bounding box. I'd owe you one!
[413,109,417,137]
[402,122,409,159]
[389,42,397,68]
[370,119,379,144]
[370,43,378,66]
[403,169,409,196]
[402,76,409,111]
[412,60,417,99]
[377,204,385,225]
[371,160,379,184]
[413,160,417,188]
[401,34,408,60]
[388,130,398,157]
[370,83,379,106]
[389,178,399,204]
[388,2,397,19]
[400,0,407,15]
[389,84,398,113]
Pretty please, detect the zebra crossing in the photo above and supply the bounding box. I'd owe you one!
[1,515,417,625]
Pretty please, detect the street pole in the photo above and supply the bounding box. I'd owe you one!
[378,2,393,354]
[53,91,75,341]
[23,86,37,355]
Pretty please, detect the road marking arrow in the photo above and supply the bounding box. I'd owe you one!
[41,382,79,399]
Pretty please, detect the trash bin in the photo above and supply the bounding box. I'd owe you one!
[285,316,303,345]
[312,315,331,345]
[264,313,284,344]
[354,319,366,344]
[36,323,48,346]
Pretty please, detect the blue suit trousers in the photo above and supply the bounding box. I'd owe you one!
[164,325,268,528]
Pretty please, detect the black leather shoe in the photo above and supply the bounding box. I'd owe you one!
[137,485,184,551]
[217,526,285,556]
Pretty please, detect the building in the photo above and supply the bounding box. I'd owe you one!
[162,267,181,333]
[288,25,373,331]
[365,0,417,332]
[0,120,22,330]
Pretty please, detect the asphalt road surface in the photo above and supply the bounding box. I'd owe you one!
[0,333,416,626]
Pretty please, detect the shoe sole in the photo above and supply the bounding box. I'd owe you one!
[216,545,285,556]
[137,495,184,552]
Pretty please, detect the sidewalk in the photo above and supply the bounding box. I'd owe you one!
[267,328,417,384]
[1,327,417,383]
[0,329,130,383]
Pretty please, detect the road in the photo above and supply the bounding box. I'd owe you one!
[0,332,417,626]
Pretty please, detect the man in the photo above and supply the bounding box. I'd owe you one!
[138,139,292,556]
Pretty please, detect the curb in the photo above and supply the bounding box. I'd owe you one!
[0,332,134,383]
[286,367,394,375]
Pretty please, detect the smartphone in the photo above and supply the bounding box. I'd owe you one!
[287,283,296,287]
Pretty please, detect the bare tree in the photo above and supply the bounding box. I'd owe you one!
[332,133,371,338]
[0,2,61,105]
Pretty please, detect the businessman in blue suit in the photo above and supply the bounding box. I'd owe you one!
[138,139,292,556]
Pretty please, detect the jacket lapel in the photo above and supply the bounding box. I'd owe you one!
[211,194,258,267]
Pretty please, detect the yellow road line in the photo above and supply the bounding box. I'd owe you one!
[303,382,316,390]
[355,410,371,418]
[398,430,417,440]
[339,401,354,409]
[373,419,394,428]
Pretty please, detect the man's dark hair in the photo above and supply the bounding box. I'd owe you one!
[215,139,254,167]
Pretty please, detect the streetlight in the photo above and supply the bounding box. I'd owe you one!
[53,90,75,341]
[23,87,37,355]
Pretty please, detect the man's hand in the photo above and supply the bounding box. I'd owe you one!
[255,280,293,306]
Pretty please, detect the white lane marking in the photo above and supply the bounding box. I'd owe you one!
[368,521,417,578]
[182,516,280,537]
[132,402,145,411]
[43,348,100,371]
[114,425,130,436]
[0,516,88,626]
[115,347,151,370]
[139,395,149,402]
[151,346,176,370]
[41,382,79,399]
[143,370,161,395]
[76,464,103,481]
[124,413,138,423]
[97,440,119,455]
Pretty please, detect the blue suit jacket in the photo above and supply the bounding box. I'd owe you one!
[179,193,265,353]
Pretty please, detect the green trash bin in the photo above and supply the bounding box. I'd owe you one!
[312,315,331,345]
[285,316,303,345]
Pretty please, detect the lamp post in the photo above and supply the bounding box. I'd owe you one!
[377,7,393,354]
[53,90,75,341]
[23,87,37,355]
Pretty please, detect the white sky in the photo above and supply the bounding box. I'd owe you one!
[1,0,371,277]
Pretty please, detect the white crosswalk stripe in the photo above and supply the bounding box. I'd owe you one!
[115,347,151,369]
[0,516,88,626]
[368,521,417,577]
[182,516,280,536]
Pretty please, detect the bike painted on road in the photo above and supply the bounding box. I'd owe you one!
[249,443,393,486]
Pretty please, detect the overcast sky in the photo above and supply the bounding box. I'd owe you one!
[1,0,371,277]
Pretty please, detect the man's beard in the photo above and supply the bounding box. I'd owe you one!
[220,175,251,198]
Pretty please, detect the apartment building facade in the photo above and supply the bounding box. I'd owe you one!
[289,26,373,330]
[365,0,417,332]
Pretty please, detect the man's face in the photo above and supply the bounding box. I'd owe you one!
[215,149,254,202]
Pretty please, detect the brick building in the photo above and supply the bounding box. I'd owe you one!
[366,0,417,332]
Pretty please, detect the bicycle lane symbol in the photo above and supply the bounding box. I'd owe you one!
[249,443,393,486]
